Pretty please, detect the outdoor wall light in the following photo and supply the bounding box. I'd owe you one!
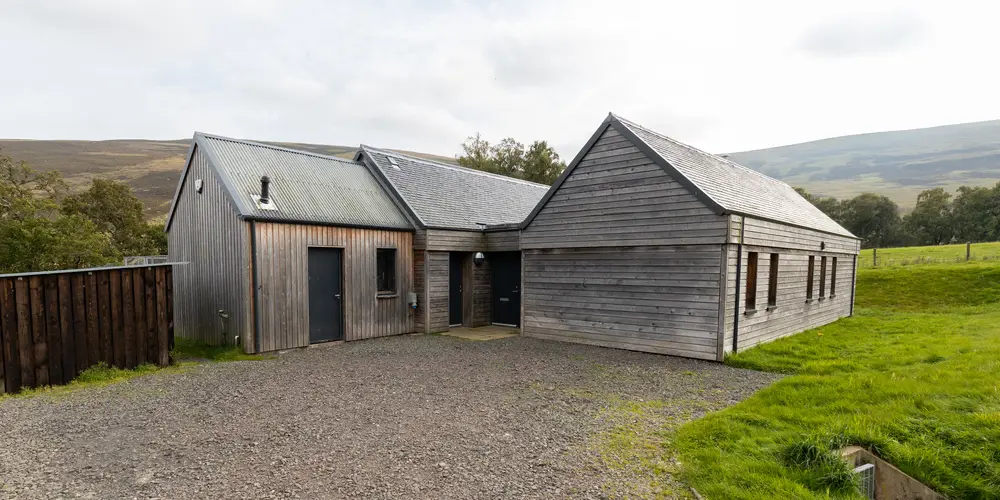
[473,252,485,266]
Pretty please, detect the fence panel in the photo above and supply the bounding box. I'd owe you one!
[0,264,174,394]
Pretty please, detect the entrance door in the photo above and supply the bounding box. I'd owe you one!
[449,253,463,326]
[308,247,343,343]
[491,252,521,327]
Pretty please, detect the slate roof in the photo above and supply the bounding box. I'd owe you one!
[528,113,854,238]
[165,133,412,231]
[358,145,550,230]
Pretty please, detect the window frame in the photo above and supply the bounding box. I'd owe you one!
[767,253,779,309]
[806,255,815,301]
[830,257,838,297]
[745,252,758,313]
[819,256,827,299]
[376,248,397,296]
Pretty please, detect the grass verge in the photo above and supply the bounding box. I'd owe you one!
[673,262,1000,499]
[170,337,265,362]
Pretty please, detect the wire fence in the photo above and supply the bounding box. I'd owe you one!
[859,242,1000,268]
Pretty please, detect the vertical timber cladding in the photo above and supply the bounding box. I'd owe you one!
[723,215,860,352]
[252,222,414,352]
[167,146,250,350]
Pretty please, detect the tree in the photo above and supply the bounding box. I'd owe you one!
[951,185,1000,243]
[521,141,566,185]
[457,133,492,173]
[62,179,163,256]
[457,134,566,185]
[794,187,844,223]
[840,193,901,248]
[905,188,953,245]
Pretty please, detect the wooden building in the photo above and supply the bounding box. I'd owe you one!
[355,146,548,333]
[520,113,860,361]
[166,134,415,353]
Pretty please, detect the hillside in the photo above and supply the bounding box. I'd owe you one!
[4,119,1000,217]
[727,119,1000,208]
[0,138,456,217]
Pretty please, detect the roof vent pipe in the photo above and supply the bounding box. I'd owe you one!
[260,175,271,204]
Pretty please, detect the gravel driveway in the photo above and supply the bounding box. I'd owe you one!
[0,335,779,499]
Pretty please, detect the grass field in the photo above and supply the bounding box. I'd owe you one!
[672,261,1000,499]
[858,241,1000,268]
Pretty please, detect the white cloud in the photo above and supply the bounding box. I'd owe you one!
[1,0,999,159]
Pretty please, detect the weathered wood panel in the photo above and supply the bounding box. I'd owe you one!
[734,215,860,253]
[522,127,728,249]
[425,229,487,252]
[472,256,491,327]
[167,146,250,349]
[252,223,414,351]
[425,251,450,333]
[413,250,426,333]
[485,230,519,252]
[723,244,856,353]
[0,265,174,394]
[522,246,722,360]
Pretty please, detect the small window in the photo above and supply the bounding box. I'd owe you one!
[806,256,815,300]
[745,252,758,311]
[768,253,779,308]
[376,248,396,294]
[830,257,838,297]
[819,256,827,299]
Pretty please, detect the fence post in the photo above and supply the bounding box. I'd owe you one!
[967,242,971,261]
[873,247,877,267]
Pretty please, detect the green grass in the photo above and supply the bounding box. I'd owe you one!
[858,241,1000,268]
[170,337,265,362]
[672,261,1000,499]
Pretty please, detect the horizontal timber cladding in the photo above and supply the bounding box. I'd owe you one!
[425,251,450,333]
[723,243,856,353]
[167,146,251,350]
[253,223,414,351]
[425,229,487,252]
[733,215,860,253]
[522,246,722,360]
[485,230,520,252]
[521,126,729,249]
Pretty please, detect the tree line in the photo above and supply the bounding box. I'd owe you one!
[796,183,1000,249]
[0,149,167,274]
[456,134,567,185]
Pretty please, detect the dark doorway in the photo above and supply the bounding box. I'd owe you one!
[449,252,464,326]
[491,252,521,327]
[308,247,343,343]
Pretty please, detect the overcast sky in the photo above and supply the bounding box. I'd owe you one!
[1,0,998,158]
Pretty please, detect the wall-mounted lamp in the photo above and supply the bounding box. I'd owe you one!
[473,252,485,266]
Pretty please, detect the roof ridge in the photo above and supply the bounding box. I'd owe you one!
[609,114,785,186]
[361,144,550,189]
[196,132,360,165]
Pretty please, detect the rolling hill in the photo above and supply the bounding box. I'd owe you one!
[2,119,1000,218]
[727,119,1000,208]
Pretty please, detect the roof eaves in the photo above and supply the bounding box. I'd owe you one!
[357,145,428,229]
[164,137,198,232]
[520,117,613,229]
[607,115,729,216]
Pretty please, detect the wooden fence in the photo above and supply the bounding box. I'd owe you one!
[0,263,174,394]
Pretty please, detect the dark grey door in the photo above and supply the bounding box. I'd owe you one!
[449,253,463,326]
[308,247,343,343]
[491,252,521,326]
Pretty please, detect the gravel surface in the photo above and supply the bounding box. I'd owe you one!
[0,335,780,499]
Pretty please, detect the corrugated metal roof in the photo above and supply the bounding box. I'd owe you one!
[611,114,857,238]
[196,134,412,230]
[360,146,550,230]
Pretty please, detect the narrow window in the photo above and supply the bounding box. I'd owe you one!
[806,256,815,300]
[819,256,827,299]
[376,248,397,294]
[745,252,758,311]
[830,257,838,297]
[768,253,779,308]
